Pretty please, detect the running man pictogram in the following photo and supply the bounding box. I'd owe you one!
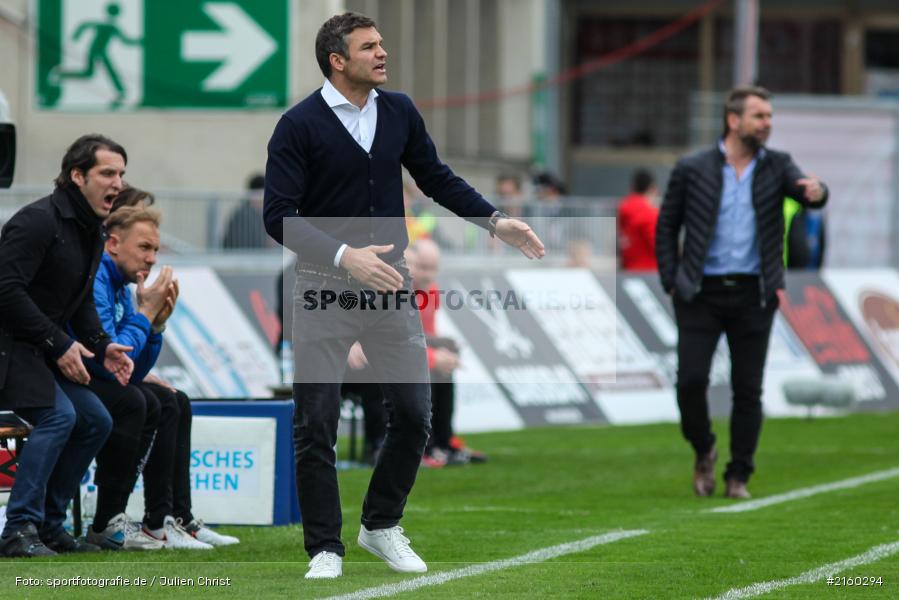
[48,3,142,108]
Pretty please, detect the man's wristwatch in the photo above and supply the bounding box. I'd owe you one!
[488,211,510,238]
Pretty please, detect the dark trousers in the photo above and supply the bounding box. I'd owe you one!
[426,378,454,452]
[3,378,111,538]
[140,383,193,529]
[292,270,431,558]
[89,379,160,500]
[673,276,778,483]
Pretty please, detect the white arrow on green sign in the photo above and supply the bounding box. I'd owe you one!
[182,3,277,92]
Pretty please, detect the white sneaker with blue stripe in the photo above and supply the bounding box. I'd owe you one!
[86,513,164,551]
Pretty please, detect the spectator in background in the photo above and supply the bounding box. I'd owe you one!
[403,180,436,244]
[85,201,239,550]
[495,173,525,218]
[0,134,134,557]
[783,196,826,270]
[617,168,659,271]
[531,171,568,214]
[529,171,574,249]
[223,173,267,249]
[407,239,486,467]
[403,179,456,250]
[656,86,827,500]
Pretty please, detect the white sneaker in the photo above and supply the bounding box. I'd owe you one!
[86,513,164,551]
[155,516,213,550]
[305,551,343,579]
[182,519,240,546]
[357,526,427,573]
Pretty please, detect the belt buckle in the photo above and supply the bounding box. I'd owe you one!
[722,276,737,287]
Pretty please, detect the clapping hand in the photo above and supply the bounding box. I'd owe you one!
[137,266,174,322]
[152,277,179,330]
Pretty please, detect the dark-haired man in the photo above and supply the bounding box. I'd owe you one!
[617,168,659,271]
[0,134,134,556]
[656,86,827,500]
[264,12,544,579]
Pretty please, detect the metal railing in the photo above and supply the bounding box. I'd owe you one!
[0,186,620,268]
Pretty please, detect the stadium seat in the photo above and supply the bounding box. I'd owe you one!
[782,377,855,418]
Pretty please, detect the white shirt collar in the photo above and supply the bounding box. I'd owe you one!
[321,79,378,110]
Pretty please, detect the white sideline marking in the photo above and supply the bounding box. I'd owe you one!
[707,540,899,600]
[709,467,899,514]
[318,529,649,600]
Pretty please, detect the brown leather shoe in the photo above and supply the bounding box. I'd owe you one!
[692,448,717,497]
[724,478,751,499]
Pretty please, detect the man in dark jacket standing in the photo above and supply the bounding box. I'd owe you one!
[264,12,544,579]
[656,87,827,500]
[0,134,134,557]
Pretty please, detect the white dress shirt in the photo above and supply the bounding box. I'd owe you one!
[320,79,380,266]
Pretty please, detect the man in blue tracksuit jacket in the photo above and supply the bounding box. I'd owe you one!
[84,203,237,550]
[92,253,164,383]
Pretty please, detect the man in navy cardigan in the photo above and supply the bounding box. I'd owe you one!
[264,12,544,579]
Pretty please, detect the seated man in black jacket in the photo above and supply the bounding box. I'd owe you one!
[0,134,134,557]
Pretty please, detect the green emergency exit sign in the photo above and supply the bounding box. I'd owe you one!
[36,0,288,110]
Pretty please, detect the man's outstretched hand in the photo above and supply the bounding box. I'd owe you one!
[495,218,546,259]
[340,244,404,292]
[103,343,134,386]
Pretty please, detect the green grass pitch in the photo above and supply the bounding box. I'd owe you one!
[2,411,898,599]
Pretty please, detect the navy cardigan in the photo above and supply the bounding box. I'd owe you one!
[263,88,496,265]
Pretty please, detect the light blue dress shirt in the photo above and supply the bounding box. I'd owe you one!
[704,141,763,275]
